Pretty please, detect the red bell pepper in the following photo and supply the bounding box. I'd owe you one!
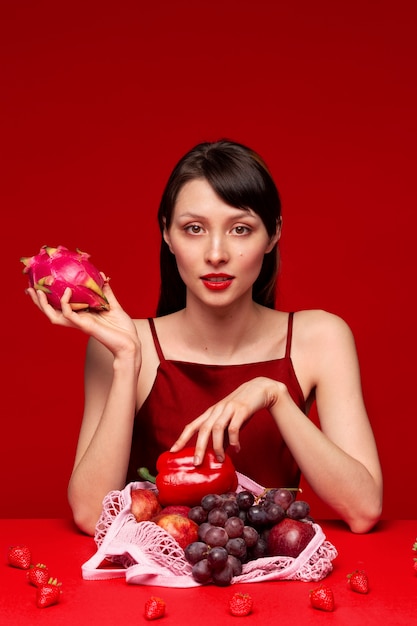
[140,447,238,507]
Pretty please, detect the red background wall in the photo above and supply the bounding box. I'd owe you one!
[1,1,416,520]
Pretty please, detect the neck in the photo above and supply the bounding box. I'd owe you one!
[179,298,264,360]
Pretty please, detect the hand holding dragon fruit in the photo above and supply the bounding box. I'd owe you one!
[21,245,109,312]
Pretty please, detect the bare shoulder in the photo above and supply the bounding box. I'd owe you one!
[291,310,358,390]
[133,317,153,337]
[293,309,355,346]
[133,317,158,358]
[133,315,178,342]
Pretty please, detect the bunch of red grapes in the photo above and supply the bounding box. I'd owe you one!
[184,487,312,586]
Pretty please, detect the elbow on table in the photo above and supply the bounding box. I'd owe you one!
[68,494,99,536]
[347,499,383,534]
[70,508,98,536]
[68,484,102,536]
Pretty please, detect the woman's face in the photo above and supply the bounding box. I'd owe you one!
[163,178,280,309]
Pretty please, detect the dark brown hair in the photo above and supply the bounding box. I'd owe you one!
[156,139,281,316]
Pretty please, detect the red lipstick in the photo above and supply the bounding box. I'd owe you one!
[200,273,234,291]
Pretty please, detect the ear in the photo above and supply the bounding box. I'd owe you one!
[265,217,282,253]
[162,219,174,254]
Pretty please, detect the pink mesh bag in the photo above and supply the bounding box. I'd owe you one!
[82,474,337,587]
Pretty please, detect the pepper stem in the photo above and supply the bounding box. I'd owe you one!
[137,467,156,483]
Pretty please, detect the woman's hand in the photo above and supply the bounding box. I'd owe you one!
[170,377,289,465]
[26,280,140,359]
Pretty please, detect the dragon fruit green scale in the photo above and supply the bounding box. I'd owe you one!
[20,245,109,311]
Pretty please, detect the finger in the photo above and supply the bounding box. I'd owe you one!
[25,287,42,309]
[60,287,77,318]
[226,422,241,454]
[209,416,229,462]
[193,424,216,465]
[169,411,213,461]
[35,289,58,315]
[225,404,245,450]
[170,420,202,454]
[194,403,234,463]
[101,280,121,309]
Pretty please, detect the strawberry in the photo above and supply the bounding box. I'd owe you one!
[36,577,62,608]
[7,545,31,569]
[27,563,50,587]
[229,591,253,616]
[309,585,335,612]
[347,569,369,594]
[144,596,166,620]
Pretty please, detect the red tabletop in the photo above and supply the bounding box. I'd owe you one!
[1,518,416,624]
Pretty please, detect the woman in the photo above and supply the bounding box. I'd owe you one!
[27,139,383,536]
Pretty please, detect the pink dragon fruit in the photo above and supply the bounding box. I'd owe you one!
[20,245,109,311]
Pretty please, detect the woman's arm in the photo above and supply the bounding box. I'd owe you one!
[67,337,140,535]
[27,283,142,535]
[170,312,383,533]
[287,311,383,533]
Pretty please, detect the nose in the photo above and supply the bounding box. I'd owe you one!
[204,234,229,266]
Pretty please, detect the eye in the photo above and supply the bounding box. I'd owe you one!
[232,225,251,235]
[185,224,204,235]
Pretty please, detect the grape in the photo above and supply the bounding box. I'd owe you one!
[248,537,268,559]
[266,488,295,511]
[242,525,259,547]
[224,516,244,538]
[286,500,310,520]
[225,537,247,560]
[236,490,255,510]
[222,499,240,517]
[211,561,234,586]
[208,507,228,527]
[221,491,237,501]
[201,493,223,511]
[191,558,212,584]
[188,505,207,524]
[265,502,286,524]
[264,488,278,502]
[227,554,243,576]
[186,486,315,580]
[205,525,229,547]
[198,522,212,542]
[184,541,209,565]
[207,546,228,570]
[246,504,268,527]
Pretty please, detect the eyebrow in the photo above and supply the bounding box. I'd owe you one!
[176,208,257,220]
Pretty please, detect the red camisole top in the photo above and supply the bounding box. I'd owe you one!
[126,312,306,489]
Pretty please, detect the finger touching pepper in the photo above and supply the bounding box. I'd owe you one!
[139,447,238,507]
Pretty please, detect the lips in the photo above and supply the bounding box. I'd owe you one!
[200,273,234,291]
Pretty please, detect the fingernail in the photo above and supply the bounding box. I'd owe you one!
[216,454,225,462]
[193,455,200,465]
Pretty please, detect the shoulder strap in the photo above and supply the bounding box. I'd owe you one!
[285,312,294,359]
[147,318,165,362]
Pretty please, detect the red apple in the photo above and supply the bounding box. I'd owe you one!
[152,513,199,549]
[267,517,315,558]
[159,505,191,518]
[131,488,162,522]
